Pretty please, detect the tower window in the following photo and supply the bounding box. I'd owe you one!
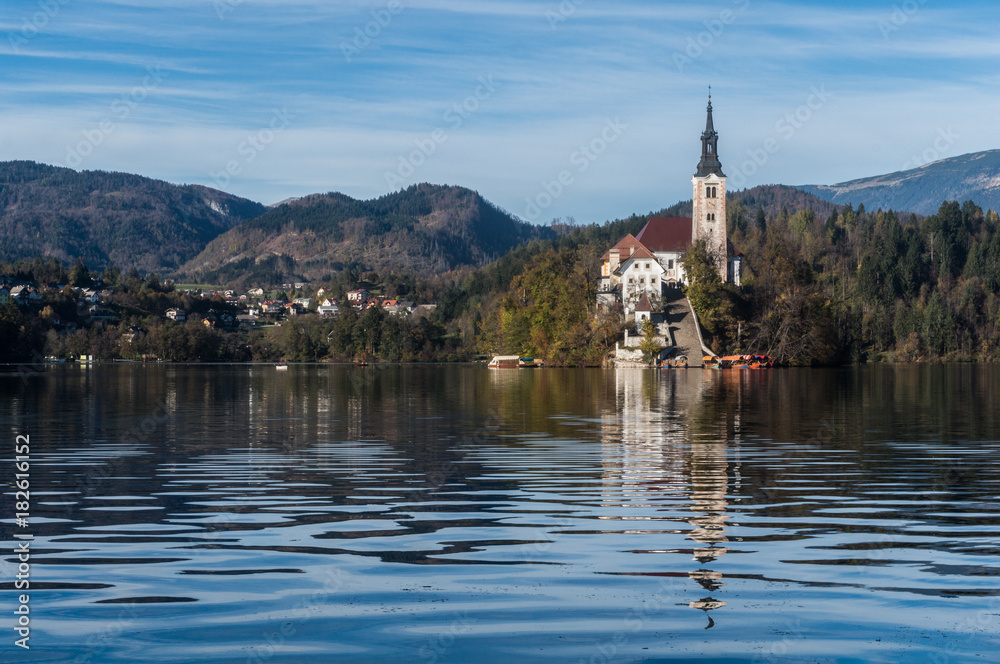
[707,213,715,222]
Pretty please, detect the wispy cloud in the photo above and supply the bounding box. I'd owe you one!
[0,0,996,222]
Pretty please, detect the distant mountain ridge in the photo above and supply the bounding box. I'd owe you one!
[796,150,1000,215]
[0,161,267,273]
[181,183,555,283]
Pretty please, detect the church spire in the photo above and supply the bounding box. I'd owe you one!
[705,89,715,134]
[695,92,724,178]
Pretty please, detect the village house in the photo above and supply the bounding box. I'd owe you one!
[166,308,186,322]
[346,289,369,305]
[237,314,258,329]
[9,285,28,304]
[385,300,415,316]
[260,300,284,315]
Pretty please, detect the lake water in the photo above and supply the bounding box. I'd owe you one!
[2,364,999,663]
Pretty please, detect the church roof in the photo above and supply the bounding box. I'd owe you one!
[601,233,648,261]
[636,217,692,253]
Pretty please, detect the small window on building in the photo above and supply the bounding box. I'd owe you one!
[644,262,650,270]
[668,260,674,269]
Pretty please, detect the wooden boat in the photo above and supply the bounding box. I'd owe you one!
[488,355,521,369]
[275,364,289,370]
[661,355,688,368]
[703,354,774,369]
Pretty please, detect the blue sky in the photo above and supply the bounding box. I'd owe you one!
[1,0,997,224]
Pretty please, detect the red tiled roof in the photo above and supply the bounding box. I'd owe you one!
[636,217,692,253]
[601,233,649,261]
[627,245,656,260]
[614,245,659,275]
[635,293,654,312]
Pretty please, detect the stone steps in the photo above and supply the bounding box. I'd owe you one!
[663,291,710,368]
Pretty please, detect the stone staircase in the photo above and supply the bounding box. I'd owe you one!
[663,290,713,368]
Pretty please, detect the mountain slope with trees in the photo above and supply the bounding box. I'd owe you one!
[180,183,555,284]
[0,161,267,273]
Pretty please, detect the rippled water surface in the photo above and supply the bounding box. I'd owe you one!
[2,364,999,663]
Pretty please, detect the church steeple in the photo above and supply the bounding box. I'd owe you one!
[690,91,731,283]
[695,93,725,178]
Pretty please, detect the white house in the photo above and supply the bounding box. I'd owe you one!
[347,289,369,304]
[318,302,339,316]
[617,245,666,313]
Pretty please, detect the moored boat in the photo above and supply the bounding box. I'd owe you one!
[703,354,774,369]
[488,355,521,369]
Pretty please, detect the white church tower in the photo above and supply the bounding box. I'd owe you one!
[691,93,729,281]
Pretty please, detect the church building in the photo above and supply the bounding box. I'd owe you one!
[598,95,741,314]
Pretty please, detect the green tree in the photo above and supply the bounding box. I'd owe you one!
[681,239,736,344]
[69,258,91,287]
[637,318,664,364]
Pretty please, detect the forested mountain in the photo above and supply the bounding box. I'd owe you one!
[0,161,267,273]
[180,184,555,284]
[797,150,1000,215]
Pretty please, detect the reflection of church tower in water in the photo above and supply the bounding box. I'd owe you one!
[686,436,730,620]
[601,369,737,625]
